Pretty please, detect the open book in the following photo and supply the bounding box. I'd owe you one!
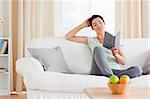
[103,31,120,49]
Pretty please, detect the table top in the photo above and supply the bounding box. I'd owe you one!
[84,87,150,99]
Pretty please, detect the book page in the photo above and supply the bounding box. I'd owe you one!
[114,31,120,47]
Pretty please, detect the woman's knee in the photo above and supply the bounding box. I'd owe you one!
[93,46,104,55]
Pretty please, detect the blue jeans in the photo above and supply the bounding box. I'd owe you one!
[90,46,142,78]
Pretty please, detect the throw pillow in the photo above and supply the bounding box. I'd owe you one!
[28,46,70,73]
[142,54,150,75]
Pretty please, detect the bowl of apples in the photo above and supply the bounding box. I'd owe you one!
[107,75,131,94]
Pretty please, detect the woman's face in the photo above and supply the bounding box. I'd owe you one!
[91,17,105,32]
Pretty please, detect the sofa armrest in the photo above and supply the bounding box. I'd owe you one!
[16,57,44,76]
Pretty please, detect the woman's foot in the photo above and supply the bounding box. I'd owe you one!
[112,66,143,78]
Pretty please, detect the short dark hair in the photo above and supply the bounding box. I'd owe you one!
[88,15,105,29]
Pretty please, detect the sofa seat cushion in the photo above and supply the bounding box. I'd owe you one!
[24,71,150,92]
[24,71,109,92]
[131,75,150,87]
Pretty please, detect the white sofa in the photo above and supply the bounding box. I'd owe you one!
[16,37,150,99]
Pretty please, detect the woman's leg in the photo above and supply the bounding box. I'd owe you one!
[112,66,143,78]
[90,46,142,78]
[90,46,113,77]
[90,55,108,76]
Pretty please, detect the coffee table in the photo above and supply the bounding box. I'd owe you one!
[84,87,150,99]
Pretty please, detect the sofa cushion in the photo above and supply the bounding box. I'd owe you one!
[142,54,150,75]
[28,46,70,73]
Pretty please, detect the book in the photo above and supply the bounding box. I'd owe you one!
[0,40,8,54]
[103,31,120,49]
[4,44,8,54]
[0,39,4,53]
[0,39,4,48]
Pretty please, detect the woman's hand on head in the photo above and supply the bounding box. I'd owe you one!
[81,18,90,28]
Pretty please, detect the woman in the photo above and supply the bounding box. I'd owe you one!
[65,15,142,78]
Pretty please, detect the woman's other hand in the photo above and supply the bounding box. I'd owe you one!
[111,47,126,65]
[111,47,119,56]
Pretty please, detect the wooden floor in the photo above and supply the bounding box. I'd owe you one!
[0,94,27,99]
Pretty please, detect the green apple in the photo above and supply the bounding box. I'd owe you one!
[120,75,130,80]
[109,75,119,84]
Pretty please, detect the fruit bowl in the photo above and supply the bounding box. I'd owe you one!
[107,82,131,94]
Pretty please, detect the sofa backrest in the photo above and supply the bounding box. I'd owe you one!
[26,37,92,74]
[122,38,150,69]
[26,37,150,74]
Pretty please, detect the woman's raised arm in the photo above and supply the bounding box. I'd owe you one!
[65,19,90,44]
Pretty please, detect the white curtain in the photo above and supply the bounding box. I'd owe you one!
[54,0,115,36]
[15,0,24,93]
[24,0,54,39]
[115,0,150,38]
[15,0,55,93]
